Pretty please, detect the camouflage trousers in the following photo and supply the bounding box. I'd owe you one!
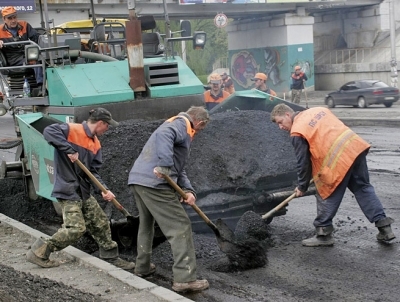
[291,89,302,104]
[46,196,117,252]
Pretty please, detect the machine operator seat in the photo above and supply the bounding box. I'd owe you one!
[0,49,38,92]
[90,22,126,60]
[142,32,164,58]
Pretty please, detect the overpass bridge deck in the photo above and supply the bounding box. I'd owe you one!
[28,0,382,20]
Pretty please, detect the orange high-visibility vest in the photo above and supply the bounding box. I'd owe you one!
[166,115,195,139]
[291,107,370,199]
[203,90,230,104]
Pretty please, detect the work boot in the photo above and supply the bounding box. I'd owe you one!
[26,237,60,268]
[302,234,335,247]
[172,279,209,293]
[375,217,396,242]
[302,226,335,247]
[134,263,156,278]
[99,246,135,270]
[106,257,136,270]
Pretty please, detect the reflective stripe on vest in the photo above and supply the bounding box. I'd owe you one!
[291,107,370,199]
[313,128,361,194]
[166,116,195,139]
[323,128,358,171]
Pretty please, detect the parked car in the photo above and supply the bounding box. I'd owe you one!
[324,80,399,108]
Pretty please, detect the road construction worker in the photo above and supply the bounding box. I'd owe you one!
[27,108,135,270]
[252,72,277,101]
[290,66,308,104]
[204,73,230,111]
[270,104,395,247]
[221,72,235,94]
[128,106,210,293]
[0,6,43,87]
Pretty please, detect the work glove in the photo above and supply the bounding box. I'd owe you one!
[154,166,171,176]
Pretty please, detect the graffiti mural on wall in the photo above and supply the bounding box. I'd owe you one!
[230,47,286,90]
[264,48,285,86]
[231,51,259,89]
[230,45,313,91]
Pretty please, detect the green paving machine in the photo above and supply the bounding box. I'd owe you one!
[0,0,206,212]
[0,1,311,235]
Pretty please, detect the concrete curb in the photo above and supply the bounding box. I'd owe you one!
[0,214,193,302]
[340,118,400,128]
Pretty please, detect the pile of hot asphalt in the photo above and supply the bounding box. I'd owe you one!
[0,110,299,271]
[99,110,297,218]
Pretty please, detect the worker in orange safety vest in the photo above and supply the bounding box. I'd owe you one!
[270,104,395,247]
[203,73,230,111]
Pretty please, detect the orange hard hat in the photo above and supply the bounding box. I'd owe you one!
[209,73,222,84]
[1,6,17,18]
[294,66,301,71]
[252,72,268,81]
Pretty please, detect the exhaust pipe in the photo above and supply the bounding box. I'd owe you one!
[126,1,146,93]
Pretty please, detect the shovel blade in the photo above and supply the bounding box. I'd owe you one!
[110,216,139,248]
[215,218,238,253]
[215,218,267,270]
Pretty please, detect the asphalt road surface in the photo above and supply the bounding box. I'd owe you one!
[0,113,18,162]
[1,95,400,301]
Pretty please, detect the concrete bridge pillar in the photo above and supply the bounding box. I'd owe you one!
[226,8,314,96]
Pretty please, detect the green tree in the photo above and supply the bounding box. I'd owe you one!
[154,19,228,78]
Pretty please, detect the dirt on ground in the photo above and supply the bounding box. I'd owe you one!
[1,108,400,301]
[0,110,294,300]
[0,263,100,302]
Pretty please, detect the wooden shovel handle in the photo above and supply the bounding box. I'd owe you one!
[163,174,215,227]
[163,174,188,199]
[261,179,314,220]
[261,192,296,220]
[75,159,131,217]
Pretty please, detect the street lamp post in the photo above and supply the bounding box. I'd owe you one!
[389,0,398,88]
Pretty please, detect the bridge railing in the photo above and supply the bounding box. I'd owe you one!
[315,47,400,65]
[213,57,228,71]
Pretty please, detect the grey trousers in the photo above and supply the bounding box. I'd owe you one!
[314,151,386,228]
[130,184,197,283]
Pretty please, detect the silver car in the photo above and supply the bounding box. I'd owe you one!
[325,80,399,108]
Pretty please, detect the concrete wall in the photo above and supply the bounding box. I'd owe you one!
[226,12,315,94]
[313,0,400,90]
[317,71,395,91]
[313,0,400,52]
[227,9,314,48]
[313,13,343,53]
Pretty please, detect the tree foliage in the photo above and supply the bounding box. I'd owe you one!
[154,19,228,77]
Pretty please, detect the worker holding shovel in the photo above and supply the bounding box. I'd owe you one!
[270,104,395,247]
[290,66,308,104]
[26,108,135,270]
[128,106,210,293]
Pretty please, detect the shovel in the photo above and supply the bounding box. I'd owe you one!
[163,174,271,269]
[262,179,314,220]
[162,174,220,237]
[261,192,297,220]
[303,80,309,109]
[75,159,138,247]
